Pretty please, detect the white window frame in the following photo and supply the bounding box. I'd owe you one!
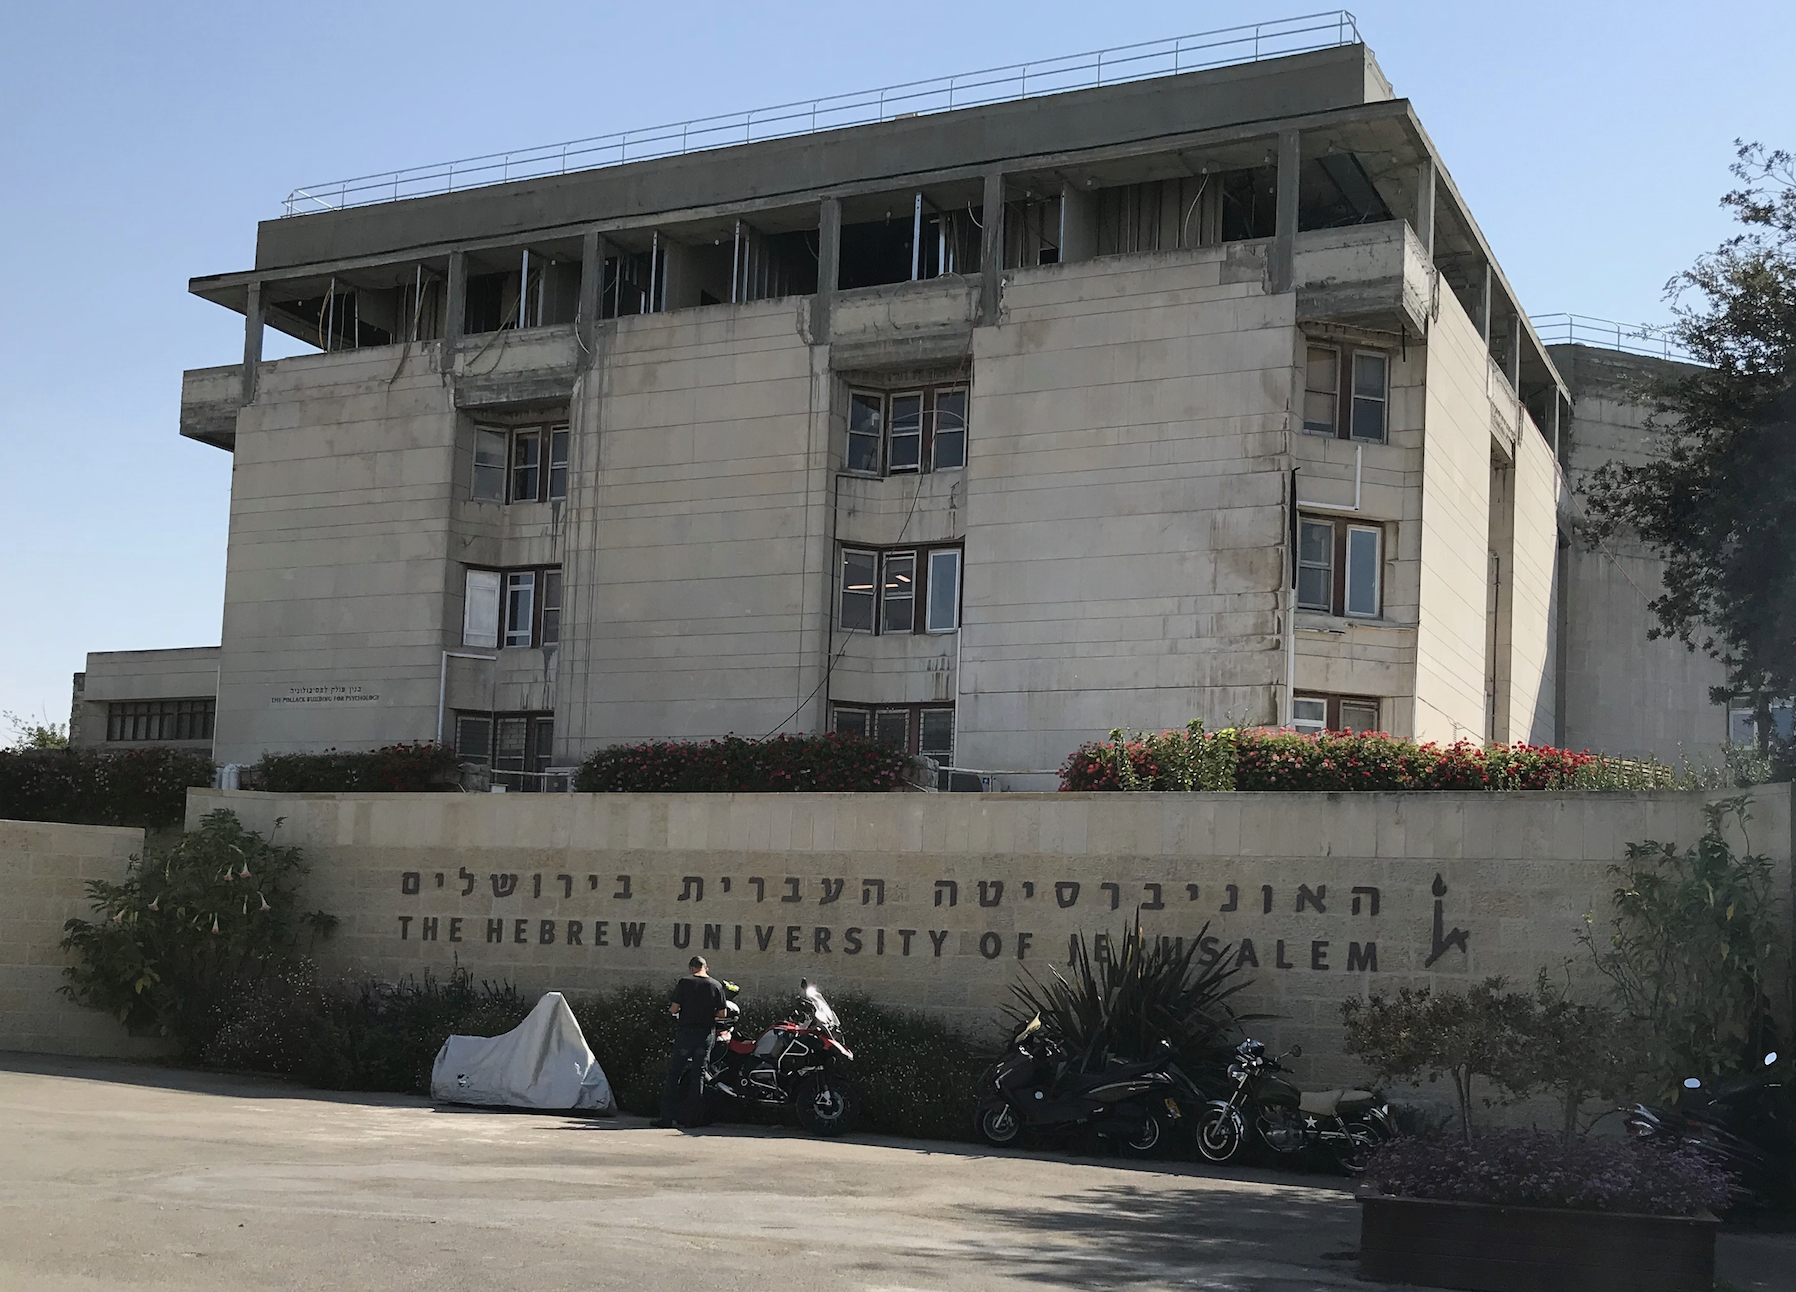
[463,569,502,648]
[887,391,924,474]
[881,551,916,633]
[925,549,962,633]
[846,392,883,476]
[1350,351,1389,444]
[839,549,878,632]
[918,707,955,763]
[1339,699,1380,733]
[1344,525,1382,619]
[1292,697,1327,735]
[504,571,536,648]
[547,426,570,501]
[473,428,507,501]
[873,708,910,749]
[931,388,968,471]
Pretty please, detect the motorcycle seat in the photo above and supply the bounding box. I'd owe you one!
[1299,1089,1376,1116]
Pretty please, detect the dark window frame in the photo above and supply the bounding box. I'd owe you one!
[1292,693,1382,735]
[836,543,963,635]
[1297,515,1384,619]
[831,701,955,761]
[470,420,572,504]
[453,709,556,791]
[842,384,970,478]
[105,698,215,743]
[464,563,564,649]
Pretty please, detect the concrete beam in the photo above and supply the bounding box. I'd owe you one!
[813,197,841,343]
[979,170,1005,324]
[577,231,603,354]
[1271,129,1301,294]
[1478,261,1492,346]
[241,281,263,405]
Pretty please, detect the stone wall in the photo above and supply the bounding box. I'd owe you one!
[180,786,1794,1089]
[0,819,167,1058]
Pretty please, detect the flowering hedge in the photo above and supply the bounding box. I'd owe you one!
[0,746,215,829]
[1365,1130,1734,1216]
[252,743,460,793]
[575,733,908,793]
[1059,723,1675,792]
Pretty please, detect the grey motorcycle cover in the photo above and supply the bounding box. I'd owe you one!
[430,991,616,1112]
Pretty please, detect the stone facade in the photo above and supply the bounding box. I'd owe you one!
[0,819,167,1058]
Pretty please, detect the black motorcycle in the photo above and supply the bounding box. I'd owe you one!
[693,980,857,1136]
[1623,1050,1794,1212]
[976,1015,1200,1156]
[1195,1039,1393,1173]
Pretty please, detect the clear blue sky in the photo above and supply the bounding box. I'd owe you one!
[2,1,1790,730]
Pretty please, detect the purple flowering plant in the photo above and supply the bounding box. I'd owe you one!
[1364,1130,1735,1216]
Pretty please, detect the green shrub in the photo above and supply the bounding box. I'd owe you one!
[1060,726,1678,792]
[575,733,907,793]
[252,743,460,792]
[59,809,336,1055]
[0,746,214,828]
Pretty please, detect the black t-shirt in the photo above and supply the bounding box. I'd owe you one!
[669,974,727,1033]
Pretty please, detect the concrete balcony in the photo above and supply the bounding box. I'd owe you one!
[180,365,241,450]
[829,277,979,369]
[1293,220,1432,335]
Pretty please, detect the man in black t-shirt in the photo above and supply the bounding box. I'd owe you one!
[654,956,728,1128]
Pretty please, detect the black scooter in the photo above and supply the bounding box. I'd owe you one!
[1623,1050,1794,1212]
[976,1015,1200,1156]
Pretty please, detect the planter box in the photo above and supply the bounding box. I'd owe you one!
[1358,1191,1718,1292]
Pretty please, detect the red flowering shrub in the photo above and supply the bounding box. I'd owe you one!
[0,746,216,828]
[575,733,907,793]
[253,743,460,793]
[1059,728,1666,792]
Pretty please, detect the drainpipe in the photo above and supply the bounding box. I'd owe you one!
[438,650,498,744]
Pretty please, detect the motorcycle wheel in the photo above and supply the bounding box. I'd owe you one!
[1119,1109,1167,1158]
[1196,1105,1245,1164]
[977,1098,1022,1147]
[1331,1120,1388,1176]
[794,1075,854,1136]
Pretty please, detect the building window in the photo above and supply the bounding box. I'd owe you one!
[1299,341,1389,444]
[464,565,561,648]
[1303,346,1339,435]
[473,429,507,501]
[471,420,570,503]
[1351,352,1388,443]
[831,702,954,762]
[1292,694,1381,734]
[1727,699,1794,746]
[838,545,962,634]
[1297,519,1334,611]
[1297,517,1384,618]
[455,710,555,791]
[106,698,215,743]
[844,385,969,477]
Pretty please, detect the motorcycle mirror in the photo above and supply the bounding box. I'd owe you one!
[1767,1052,1780,1067]
[1683,1078,1703,1089]
[1289,1044,1303,1059]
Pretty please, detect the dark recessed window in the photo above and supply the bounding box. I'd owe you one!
[106,698,214,743]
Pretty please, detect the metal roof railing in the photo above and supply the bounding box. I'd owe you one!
[281,11,1362,217]
[1531,313,1695,362]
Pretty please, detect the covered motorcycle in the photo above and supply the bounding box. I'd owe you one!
[430,991,616,1113]
[1195,1038,1390,1172]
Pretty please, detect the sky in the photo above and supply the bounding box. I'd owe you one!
[1,0,1791,732]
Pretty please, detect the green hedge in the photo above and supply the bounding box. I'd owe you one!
[203,969,990,1139]
[0,746,214,828]
[1059,724,1678,792]
[251,743,460,792]
[575,733,908,793]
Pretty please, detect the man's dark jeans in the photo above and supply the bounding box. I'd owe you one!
[660,1029,712,1124]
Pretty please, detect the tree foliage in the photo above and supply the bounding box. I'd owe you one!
[1583,142,1796,739]
[59,809,336,1055]
[1578,796,1782,1088]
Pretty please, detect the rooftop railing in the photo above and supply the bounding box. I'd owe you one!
[1531,313,1694,362]
[281,11,1362,217]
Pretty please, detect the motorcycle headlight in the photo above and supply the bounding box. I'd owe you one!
[1228,1063,1245,1081]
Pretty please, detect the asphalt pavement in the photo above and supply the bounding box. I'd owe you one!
[0,1054,1787,1292]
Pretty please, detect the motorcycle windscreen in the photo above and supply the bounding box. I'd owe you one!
[804,984,840,1030]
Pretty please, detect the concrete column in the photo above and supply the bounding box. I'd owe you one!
[1271,129,1301,294]
[1413,160,1435,259]
[1477,262,1492,345]
[812,197,841,343]
[241,280,263,405]
[1059,181,1096,263]
[1509,312,1523,398]
[979,169,1005,324]
[445,251,467,355]
[577,231,602,354]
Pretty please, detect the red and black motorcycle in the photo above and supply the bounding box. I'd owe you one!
[693,980,857,1135]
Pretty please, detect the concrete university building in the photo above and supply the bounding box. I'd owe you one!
[69,18,1737,787]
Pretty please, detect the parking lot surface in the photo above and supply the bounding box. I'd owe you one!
[0,1054,1787,1291]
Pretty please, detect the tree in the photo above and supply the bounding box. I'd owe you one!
[3,710,68,750]
[1525,973,1643,1146]
[1583,142,1796,747]
[1341,978,1537,1143]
